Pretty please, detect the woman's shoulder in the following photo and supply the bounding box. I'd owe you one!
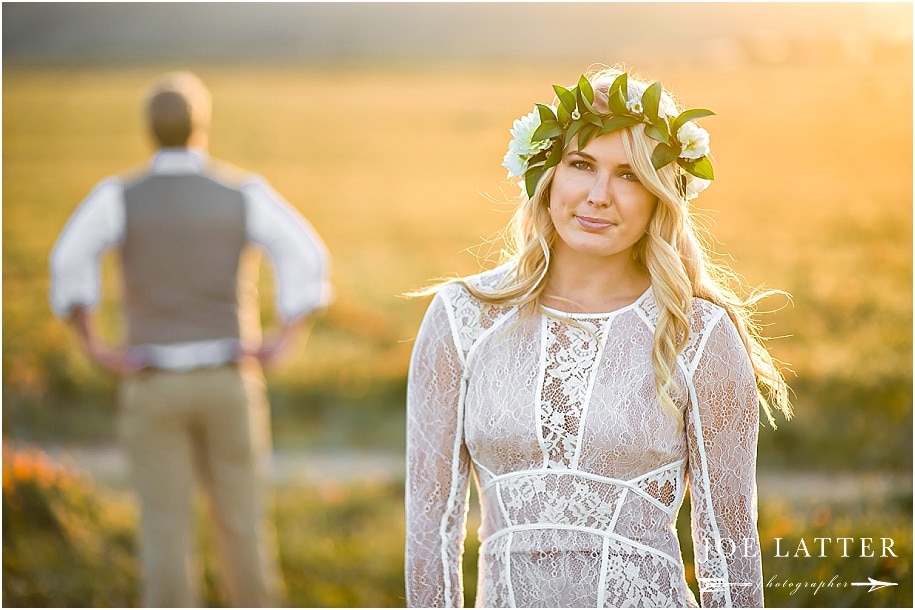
[690,296,729,331]
[437,262,516,304]
[681,296,748,370]
[685,296,738,351]
[430,263,518,355]
[636,286,725,330]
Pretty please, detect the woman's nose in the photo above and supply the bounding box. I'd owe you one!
[587,173,612,207]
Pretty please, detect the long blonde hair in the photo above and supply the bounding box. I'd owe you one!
[424,66,792,427]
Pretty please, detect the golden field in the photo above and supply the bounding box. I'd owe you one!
[3,60,911,449]
[2,57,912,607]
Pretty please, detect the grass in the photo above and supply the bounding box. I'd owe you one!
[3,440,407,607]
[2,441,911,607]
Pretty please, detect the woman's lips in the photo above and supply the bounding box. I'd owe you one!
[575,215,615,230]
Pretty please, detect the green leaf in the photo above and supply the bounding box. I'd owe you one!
[678,156,715,180]
[543,139,563,169]
[532,119,563,141]
[536,103,557,123]
[525,166,546,198]
[553,85,577,113]
[651,142,680,170]
[563,119,586,148]
[528,148,549,165]
[579,92,598,117]
[577,124,598,149]
[644,119,669,144]
[575,79,597,116]
[607,73,629,115]
[672,108,715,132]
[578,75,595,105]
[607,88,628,115]
[599,115,639,135]
[641,81,662,122]
[609,73,628,99]
[583,110,602,128]
[557,102,570,126]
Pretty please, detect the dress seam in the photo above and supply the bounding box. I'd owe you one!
[687,308,727,378]
[482,523,681,568]
[464,306,517,373]
[481,463,685,514]
[495,480,512,535]
[570,317,613,471]
[609,487,629,531]
[505,530,517,608]
[439,291,467,368]
[686,379,734,606]
[535,314,550,468]
[596,536,611,607]
[437,290,469,607]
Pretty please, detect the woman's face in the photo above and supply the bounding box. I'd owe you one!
[548,131,657,264]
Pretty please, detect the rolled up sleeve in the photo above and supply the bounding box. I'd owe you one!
[48,178,125,318]
[243,177,333,322]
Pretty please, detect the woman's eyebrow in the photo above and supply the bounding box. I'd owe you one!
[567,149,632,169]
[567,150,595,161]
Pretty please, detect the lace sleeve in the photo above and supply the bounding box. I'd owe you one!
[686,311,764,607]
[405,292,471,608]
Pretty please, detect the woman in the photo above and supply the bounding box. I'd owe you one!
[405,66,791,608]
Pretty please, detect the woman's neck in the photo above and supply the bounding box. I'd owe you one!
[540,246,650,314]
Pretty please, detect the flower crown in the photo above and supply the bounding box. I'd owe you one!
[502,73,715,200]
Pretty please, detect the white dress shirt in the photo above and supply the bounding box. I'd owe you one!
[49,149,333,370]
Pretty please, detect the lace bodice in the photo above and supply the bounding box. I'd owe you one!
[405,265,763,608]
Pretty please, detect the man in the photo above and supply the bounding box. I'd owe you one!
[49,71,333,607]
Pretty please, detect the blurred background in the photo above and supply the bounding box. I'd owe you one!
[2,2,911,607]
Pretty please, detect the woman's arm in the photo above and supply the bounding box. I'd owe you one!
[686,311,764,607]
[405,292,472,608]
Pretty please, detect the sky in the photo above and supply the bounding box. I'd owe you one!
[3,2,912,66]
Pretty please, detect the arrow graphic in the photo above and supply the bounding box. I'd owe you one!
[697,579,754,593]
[850,577,898,592]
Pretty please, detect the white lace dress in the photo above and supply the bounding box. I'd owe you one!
[405,266,764,608]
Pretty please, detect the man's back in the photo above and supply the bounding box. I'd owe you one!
[47,71,331,606]
[122,169,248,347]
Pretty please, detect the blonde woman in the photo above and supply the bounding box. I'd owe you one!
[405,66,791,608]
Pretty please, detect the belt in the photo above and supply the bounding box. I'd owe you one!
[126,338,243,372]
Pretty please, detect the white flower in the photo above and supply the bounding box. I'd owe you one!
[571,108,581,120]
[502,106,554,178]
[509,106,552,155]
[625,99,643,114]
[677,122,710,160]
[684,176,712,200]
[502,149,527,179]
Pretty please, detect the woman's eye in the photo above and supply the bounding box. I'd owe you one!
[570,160,591,171]
[620,171,640,182]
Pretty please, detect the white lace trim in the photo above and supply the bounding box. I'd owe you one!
[481,523,682,569]
[480,461,686,515]
[406,265,762,607]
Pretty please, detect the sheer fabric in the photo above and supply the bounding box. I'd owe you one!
[406,265,763,608]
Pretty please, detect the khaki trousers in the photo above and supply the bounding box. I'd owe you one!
[119,364,285,607]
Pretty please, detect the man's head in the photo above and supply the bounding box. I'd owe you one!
[144,71,212,149]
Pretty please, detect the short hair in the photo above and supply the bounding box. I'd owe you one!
[144,71,212,147]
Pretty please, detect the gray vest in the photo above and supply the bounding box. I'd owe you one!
[121,167,249,348]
